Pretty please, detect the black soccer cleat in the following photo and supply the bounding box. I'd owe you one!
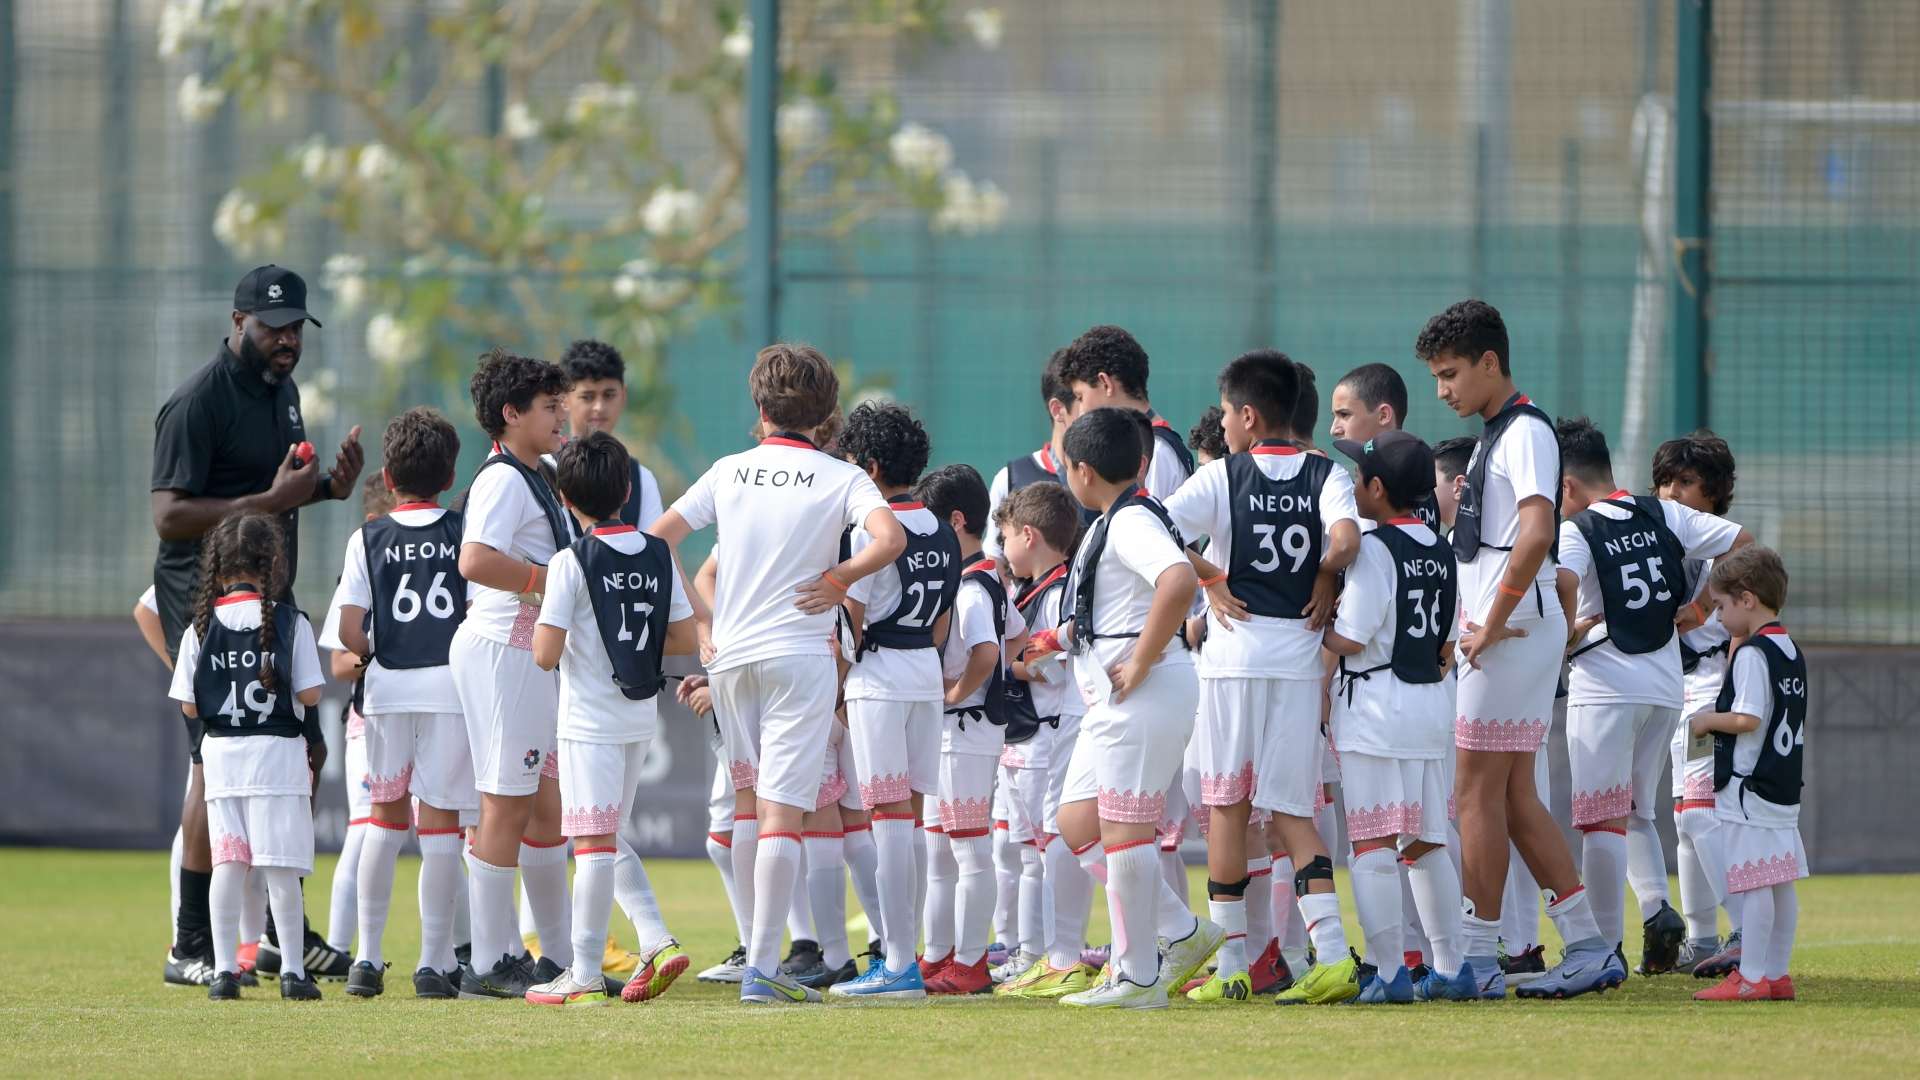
[207,971,242,1001]
[260,930,353,980]
[1691,930,1742,979]
[1637,901,1688,975]
[454,941,472,969]
[346,960,387,997]
[798,958,859,990]
[164,947,215,988]
[1499,944,1547,981]
[459,953,536,1000]
[280,971,323,1001]
[529,955,566,985]
[780,938,822,978]
[412,966,457,999]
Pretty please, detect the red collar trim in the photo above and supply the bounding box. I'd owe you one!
[964,559,998,576]
[391,500,440,512]
[760,436,816,450]
[593,523,639,536]
[1038,445,1058,474]
[1251,445,1301,457]
[1150,416,1172,429]
[1135,487,1151,498]
[215,592,262,607]
[1386,515,1425,526]
[1513,393,1531,406]
[1026,562,1070,594]
[1756,624,1788,636]
[888,500,926,512]
[1604,489,1633,502]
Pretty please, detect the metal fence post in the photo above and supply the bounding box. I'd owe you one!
[1672,0,1712,434]
[746,0,780,350]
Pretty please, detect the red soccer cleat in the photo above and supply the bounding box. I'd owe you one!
[1249,939,1289,995]
[1770,974,1796,1000]
[925,955,991,995]
[1693,971,1771,1002]
[236,941,259,974]
[919,949,953,983]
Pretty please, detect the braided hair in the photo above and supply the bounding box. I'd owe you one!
[192,511,291,691]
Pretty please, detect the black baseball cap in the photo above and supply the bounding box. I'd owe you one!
[1335,429,1436,508]
[234,265,322,329]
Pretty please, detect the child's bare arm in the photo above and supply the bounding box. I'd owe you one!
[946,641,999,706]
[134,601,172,670]
[1108,562,1198,702]
[798,507,907,614]
[180,702,199,719]
[531,624,566,671]
[338,603,371,658]
[1321,628,1364,656]
[296,686,324,708]
[1690,709,1761,738]
[664,616,698,656]
[328,649,363,683]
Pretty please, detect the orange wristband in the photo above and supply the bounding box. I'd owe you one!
[524,564,540,594]
[821,570,849,593]
[1497,581,1527,599]
[1199,573,1226,588]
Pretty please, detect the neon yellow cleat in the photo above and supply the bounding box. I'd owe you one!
[1187,970,1254,1003]
[522,932,542,961]
[1273,952,1361,1006]
[994,957,1052,996]
[1008,961,1096,1000]
[622,939,691,1003]
[601,935,639,978]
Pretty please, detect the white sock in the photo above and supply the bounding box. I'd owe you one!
[786,841,815,944]
[416,831,462,972]
[168,827,185,934]
[1161,846,1190,908]
[1275,856,1308,972]
[843,824,883,949]
[1298,891,1348,962]
[1578,828,1630,949]
[1047,837,1094,970]
[613,836,670,951]
[1501,841,1540,950]
[1211,898,1249,977]
[913,822,929,943]
[803,832,850,968]
[354,819,408,966]
[952,830,995,967]
[873,816,918,973]
[1347,848,1403,974]
[1105,841,1161,985]
[1463,911,1500,965]
[568,847,616,985]
[1399,858,1430,965]
[748,832,801,974]
[518,881,537,939]
[520,840,573,970]
[451,862,470,950]
[992,824,1019,949]
[239,867,268,947]
[328,822,365,952]
[1016,841,1047,959]
[730,816,759,949]
[1157,868,1200,943]
[210,862,247,975]
[1245,854,1274,960]
[1736,887,1773,983]
[1407,848,1464,976]
[1545,885,1605,952]
[262,868,307,979]
[464,849,517,969]
[1075,839,1107,885]
[1625,816,1669,919]
[1675,812,1722,942]
[707,828,747,944]
[1765,882,1797,980]
[922,828,958,961]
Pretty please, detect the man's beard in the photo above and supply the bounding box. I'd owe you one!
[238,334,297,386]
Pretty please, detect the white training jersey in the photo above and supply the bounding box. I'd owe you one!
[1329,522,1456,759]
[1458,410,1563,625]
[1717,631,1802,830]
[461,458,565,648]
[334,507,464,715]
[169,598,324,798]
[538,532,693,743]
[941,570,1028,756]
[1069,503,1194,706]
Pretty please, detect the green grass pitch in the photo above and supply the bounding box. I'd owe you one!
[2,849,1915,1077]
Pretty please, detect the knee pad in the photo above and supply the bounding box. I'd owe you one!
[1207,875,1251,899]
[1293,855,1334,897]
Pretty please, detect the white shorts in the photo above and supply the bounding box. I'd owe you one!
[814,724,855,813]
[1340,752,1451,846]
[1565,703,1677,826]
[936,752,999,835]
[558,737,650,838]
[363,711,478,812]
[1672,692,1718,805]
[1160,764,1196,847]
[1000,764,1048,844]
[451,627,558,797]
[1719,820,1808,894]
[344,712,371,819]
[708,759,736,836]
[845,698,941,808]
[1194,676,1324,818]
[710,655,837,811]
[209,794,314,872]
[1042,713,1083,836]
[1061,663,1199,824]
[1454,613,1562,752]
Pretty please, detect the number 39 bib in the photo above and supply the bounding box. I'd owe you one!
[1224,444,1334,619]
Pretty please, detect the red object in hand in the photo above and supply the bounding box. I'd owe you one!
[294,441,315,467]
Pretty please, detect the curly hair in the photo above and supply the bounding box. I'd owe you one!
[1651,429,1737,514]
[560,339,625,385]
[470,347,570,439]
[361,471,396,518]
[915,462,991,539]
[750,343,839,432]
[1187,405,1228,463]
[192,511,290,692]
[1041,349,1074,410]
[381,406,461,499]
[836,401,931,488]
[1058,325,1150,399]
[1415,298,1510,375]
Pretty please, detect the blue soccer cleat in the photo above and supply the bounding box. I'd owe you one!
[1414,961,1479,1001]
[1355,964,1417,1004]
[739,966,823,1005]
[1514,945,1628,1000]
[826,959,928,1001]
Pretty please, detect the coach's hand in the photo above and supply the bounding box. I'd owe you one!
[1459,618,1525,670]
[326,425,365,500]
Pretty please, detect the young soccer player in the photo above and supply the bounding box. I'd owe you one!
[333,409,479,999]
[1056,325,1194,498]
[1188,405,1228,465]
[1652,431,1745,973]
[1432,437,1475,531]
[1555,418,1751,972]
[450,348,578,1000]
[1417,299,1621,999]
[1690,546,1806,1002]
[1330,362,1441,532]
[985,352,1090,561]
[170,512,327,1001]
[826,403,959,1001]
[1323,432,1476,1002]
[525,432,696,1005]
[1041,406,1209,1010]
[651,343,905,1005]
[1166,351,1363,1005]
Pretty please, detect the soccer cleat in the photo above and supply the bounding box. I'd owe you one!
[1407,962,1432,985]
[526,970,610,1006]
[926,955,992,995]
[529,956,566,985]
[1156,917,1227,993]
[1252,941,1292,995]
[1355,964,1417,1004]
[1673,939,1717,975]
[990,950,1041,986]
[163,948,215,988]
[995,957,1055,996]
[781,939,822,978]
[1008,961,1097,1000]
[207,971,242,1001]
[1499,943,1547,983]
[345,960,387,998]
[258,931,353,981]
[1514,945,1628,1000]
[623,938,692,1002]
[602,940,640,978]
[521,931,541,960]
[454,941,472,969]
[1414,962,1479,1002]
[236,970,259,988]
[1692,970,1770,1002]
[740,966,824,1004]
[986,941,1011,969]
[918,949,954,983]
[1079,944,1110,969]
[412,966,457,999]
[1692,931,1742,979]
[698,944,749,984]
[1638,900,1687,975]
[236,941,259,974]
[1186,970,1253,1003]
[800,958,859,990]
[1473,961,1508,1000]
[828,960,928,1000]
[459,953,537,1000]
[1770,974,1796,1000]
[1274,952,1362,1006]
[1061,972,1167,1010]
[280,971,323,1001]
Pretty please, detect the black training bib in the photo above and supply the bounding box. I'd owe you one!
[475,447,577,555]
[192,604,303,740]
[1071,491,1183,652]
[861,505,962,656]
[1712,627,1807,808]
[573,528,676,701]
[1571,496,1689,656]
[1453,393,1559,564]
[1002,566,1069,744]
[363,511,467,670]
[1224,446,1332,619]
[950,563,1009,728]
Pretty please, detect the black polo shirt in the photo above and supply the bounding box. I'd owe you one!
[150,342,309,657]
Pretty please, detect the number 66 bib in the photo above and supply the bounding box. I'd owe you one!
[364,511,468,669]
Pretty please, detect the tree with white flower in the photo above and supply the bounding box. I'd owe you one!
[164,1,1007,471]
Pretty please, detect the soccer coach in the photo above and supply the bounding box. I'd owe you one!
[151,264,364,985]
